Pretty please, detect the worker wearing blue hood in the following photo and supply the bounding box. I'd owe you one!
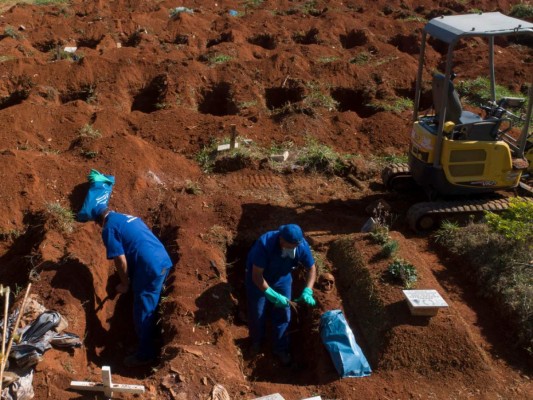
[245,224,317,366]
[93,204,172,367]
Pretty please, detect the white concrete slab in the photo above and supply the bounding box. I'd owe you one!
[217,142,239,151]
[403,289,449,316]
[252,394,285,400]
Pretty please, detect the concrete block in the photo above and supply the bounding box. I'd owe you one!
[252,394,285,400]
[271,151,289,162]
[217,142,239,152]
[403,289,449,317]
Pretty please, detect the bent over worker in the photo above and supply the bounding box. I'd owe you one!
[245,224,317,365]
[93,204,172,367]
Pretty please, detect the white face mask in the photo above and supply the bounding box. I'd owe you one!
[281,247,296,259]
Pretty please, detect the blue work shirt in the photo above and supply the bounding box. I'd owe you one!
[102,212,172,280]
[245,230,315,287]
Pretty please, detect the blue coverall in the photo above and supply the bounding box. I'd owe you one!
[245,230,314,353]
[102,212,172,360]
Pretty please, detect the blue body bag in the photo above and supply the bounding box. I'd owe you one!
[320,309,372,378]
[77,170,115,222]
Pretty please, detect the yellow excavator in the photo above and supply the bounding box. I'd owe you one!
[382,12,533,231]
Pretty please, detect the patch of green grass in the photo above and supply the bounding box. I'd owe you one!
[195,140,218,173]
[0,229,23,241]
[45,202,75,234]
[238,100,257,109]
[0,55,15,63]
[183,179,202,195]
[377,153,409,164]
[349,52,371,65]
[3,26,21,40]
[80,149,98,159]
[456,77,520,106]
[318,56,340,64]
[399,15,426,22]
[387,259,418,288]
[368,97,413,113]
[381,239,399,258]
[34,0,70,4]
[468,8,483,14]
[242,0,264,8]
[304,83,339,111]
[78,124,101,139]
[484,198,533,242]
[509,3,533,19]
[296,137,345,174]
[207,53,233,65]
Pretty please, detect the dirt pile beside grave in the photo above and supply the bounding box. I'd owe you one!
[0,0,531,399]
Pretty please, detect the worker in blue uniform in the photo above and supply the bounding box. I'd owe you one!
[245,224,317,365]
[92,204,172,367]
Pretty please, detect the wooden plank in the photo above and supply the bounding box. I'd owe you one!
[102,366,113,397]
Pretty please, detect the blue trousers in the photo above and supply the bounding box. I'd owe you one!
[132,267,170,360]
[247,279,292,353]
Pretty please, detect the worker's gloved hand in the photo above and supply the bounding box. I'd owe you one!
[295,287,316,307]
[264,287,289,308]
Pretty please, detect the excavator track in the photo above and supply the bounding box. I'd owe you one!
[381,163,416,191]
[406,197,514,232]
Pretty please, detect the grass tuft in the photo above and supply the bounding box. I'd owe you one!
[45,202,75,234]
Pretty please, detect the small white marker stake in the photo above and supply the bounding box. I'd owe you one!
[70,366,145,398]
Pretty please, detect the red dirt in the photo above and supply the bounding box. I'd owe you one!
[0,1,531,399]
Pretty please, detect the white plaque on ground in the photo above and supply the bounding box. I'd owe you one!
[252,394,285,400]
[402,289,448,316]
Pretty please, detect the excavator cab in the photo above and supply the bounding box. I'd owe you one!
[383,12,533,231]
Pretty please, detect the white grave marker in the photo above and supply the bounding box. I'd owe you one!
[70,366,145,398]
[402,289,448,316]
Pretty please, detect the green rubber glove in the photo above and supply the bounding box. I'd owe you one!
[264,287,290,308]
[295,287,316,307]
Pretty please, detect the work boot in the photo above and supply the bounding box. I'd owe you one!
[123,354,154,367]
[273,350,292,366]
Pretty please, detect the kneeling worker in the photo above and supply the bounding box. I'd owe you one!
[93,204,173,367]
[245,224,317,365]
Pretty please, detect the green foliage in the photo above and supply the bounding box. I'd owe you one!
[0,55,15,63]
[207,53,233,65]
[484,198,533,242]
[456,77,520,106]
[80,149,98,159]
[349,52,371,65]
[387,259,418,288]
[369,224,390,245]
[296,137,345,174]
[318,56,340,63]
[376,153,409,164]
[34,0,70,4]
[0,228,22,241]
[304,83,339,111]
[509,3,533,19]
[183,179,202,195]
[78,124,101,139]
[369,97,413,113]
[3,26,21,40]
[45,202,75,234]
[381,239,399,258]
[195,142,217,173]
[433,220,532,355]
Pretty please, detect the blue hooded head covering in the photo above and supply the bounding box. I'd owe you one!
[278,224,303,244]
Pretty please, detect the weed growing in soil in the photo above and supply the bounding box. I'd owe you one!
[195,141,217,173]
[456,77,520,107]
[484,198,533,242]
[296,137,345,174]
[349,52,372,65]
[80,149,98,159]
[3,26,21,40]
[510,3,533,18]
[304,83,339,111]
[78,124,101,139]
[369,97,413,113]
[34,0,69,4]
[45,202,75,234]
[183,179,202,195]
[207,53,233,65]
[387,259,418,288]
[0,229,22,241]
[0,55,15,63]
[318,56,340,63]
[381,239,399,258]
